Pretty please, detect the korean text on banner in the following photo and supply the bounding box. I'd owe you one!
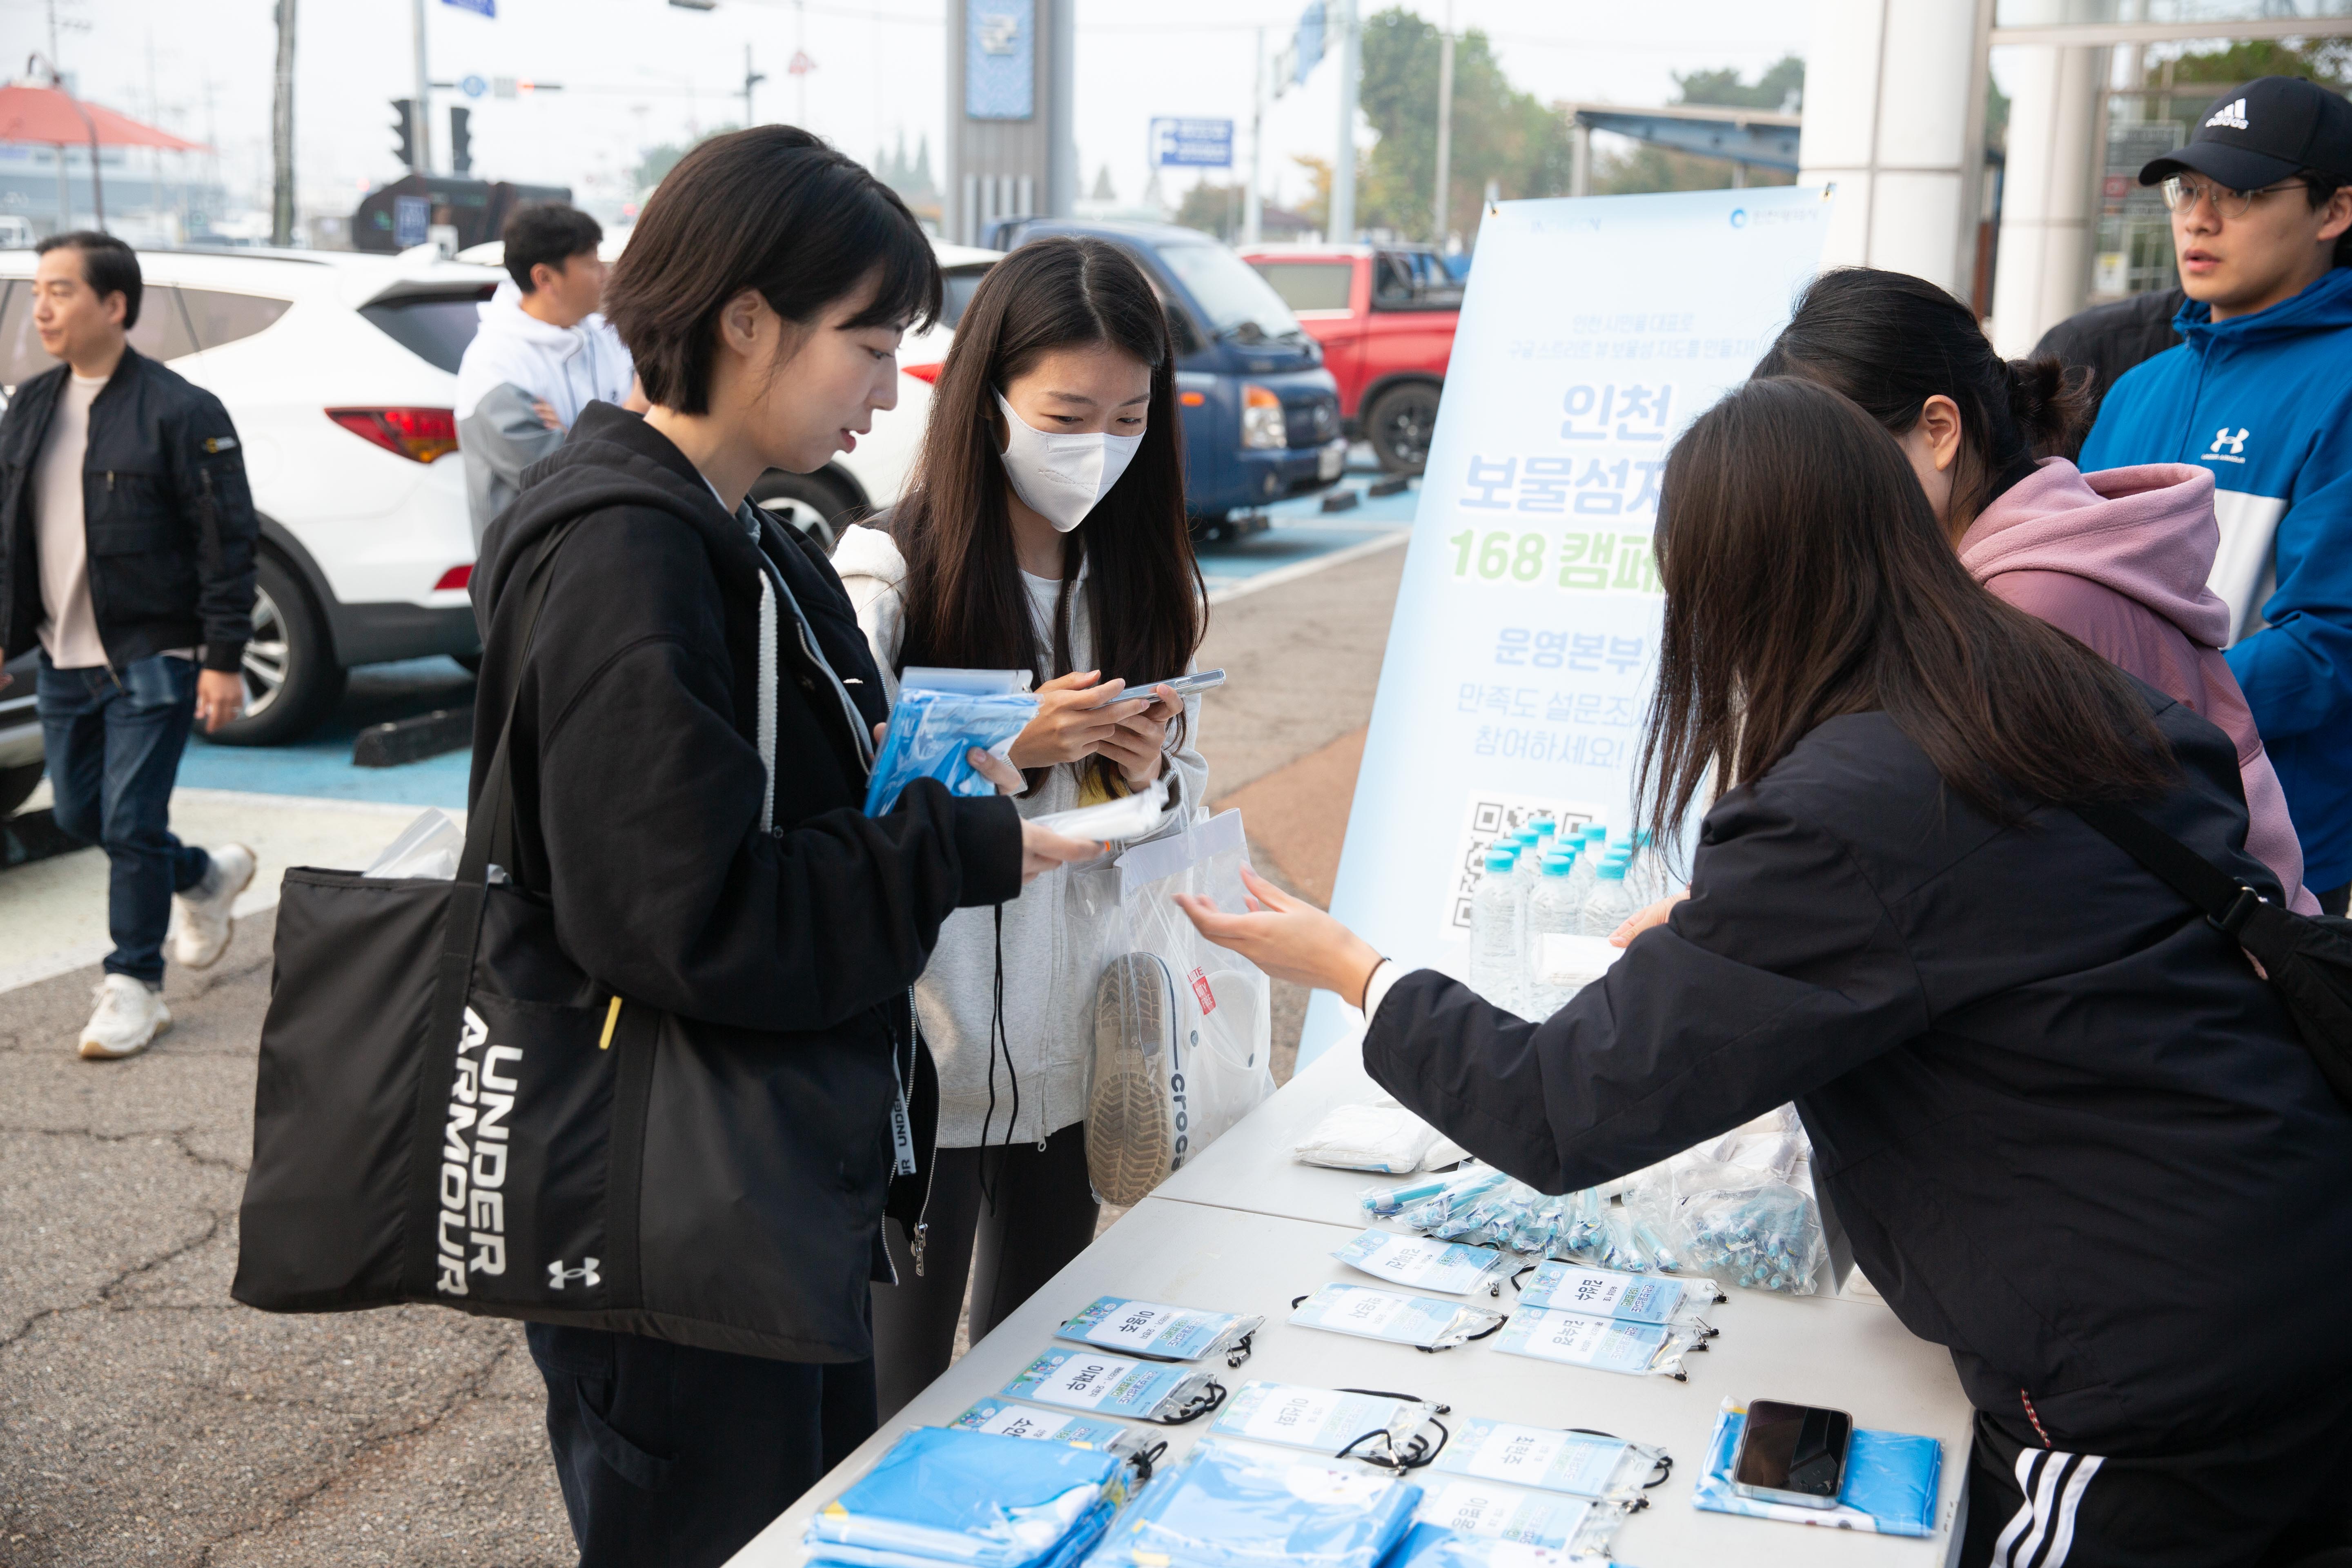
[1299,186,1835,1067]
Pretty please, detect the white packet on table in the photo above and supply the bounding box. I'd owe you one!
[1332,1228,1512,1295]
[1293,1100,1441,1174]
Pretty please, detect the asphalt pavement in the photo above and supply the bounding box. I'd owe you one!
[0,508,1409,1568]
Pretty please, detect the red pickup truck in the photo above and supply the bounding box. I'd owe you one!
[1241,243,1462,474]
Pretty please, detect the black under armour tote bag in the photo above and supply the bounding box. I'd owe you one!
[232,522,924,1359]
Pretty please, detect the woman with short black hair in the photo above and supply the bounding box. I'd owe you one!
[1178,377,2352,1566]
[468,126,1092,1566]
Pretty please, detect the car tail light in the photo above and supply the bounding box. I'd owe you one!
[1180,390,1207,407]
[1240,384,1287,450]
[434,564,472,592]
[902,362,944,384]
[328,406,459,463]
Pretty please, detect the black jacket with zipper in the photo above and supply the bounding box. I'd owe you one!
[0,347,257,672]
[1365,693,2352,1457]
[470,402,1021,1360]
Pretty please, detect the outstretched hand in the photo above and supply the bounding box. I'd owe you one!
[1174,864,1386,1008]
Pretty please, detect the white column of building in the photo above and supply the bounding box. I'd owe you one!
[1797,0,1993,298]
[1989,44,2103,355]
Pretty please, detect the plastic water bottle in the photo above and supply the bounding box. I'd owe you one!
[1470,846,1523,1011]
[1579,855,1637,939]
[1566,824,1606,906]
[1523,851,1582,1016]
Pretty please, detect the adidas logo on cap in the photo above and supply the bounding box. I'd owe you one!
[2206,98,2250,131]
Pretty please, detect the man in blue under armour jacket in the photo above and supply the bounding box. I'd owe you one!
[2080,76,2352,906]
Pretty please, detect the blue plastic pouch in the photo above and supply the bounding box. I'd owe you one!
[1512,1259,1723,1326]
[1056,1296,1263,1364]
[804,1426,1126,1568]
[1000,1348,1225,1423]
[1690,1401,1942,1536]
[949,1400,1154,1459]
[1429,1418,1668,1501]
[864,680,1038,815]
[1088,1439,1421,1568]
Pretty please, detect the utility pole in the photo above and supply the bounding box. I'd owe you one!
[742,42,766,127]
[1431,4,1453,248]
[271,0,295,245]
[1329,0,1359,243]
[410,0,434,175]
[795,0,807,125]
[1244,27,1264,244]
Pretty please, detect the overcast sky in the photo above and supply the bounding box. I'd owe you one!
[13,0,1812,225]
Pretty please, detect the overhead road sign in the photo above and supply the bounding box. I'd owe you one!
[1152,117,1234,169]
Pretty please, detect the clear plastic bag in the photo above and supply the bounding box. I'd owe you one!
[802,1425,1126,1568]
[1287,1284,1506,1352]
[1088,1440,1422,1568]
[1381,1522,1626,1568]
[1207,1384,1444,1466]
[1410,1486,1634,1555]
[998,1348,1225,1425]
[1332,1229,1512,1296]
[1054,1296,1261,1365]
[1491,1305,1699,1380]
[1512,1259,1722,1327]
[1294,1101,1442,1174]
[1430,1418,1670,1503]
[948,1400,1158,1461]
[864,681,1038,816]
[1033,775,1173,848]
[361,807,464,880]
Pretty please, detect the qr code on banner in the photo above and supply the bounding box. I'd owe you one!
[1443,791,1606,942]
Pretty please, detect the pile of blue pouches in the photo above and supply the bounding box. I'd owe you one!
[806,1426,1130,1568]
[1089,1439,1421,1568]
[863,684,1039,816]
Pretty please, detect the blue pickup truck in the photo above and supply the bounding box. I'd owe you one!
[989,219,1349,534]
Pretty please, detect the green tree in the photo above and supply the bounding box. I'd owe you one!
[1673,54,1805,112]
[1175,179,1249,243]
[1591,58,1805,196]
[1356,7,1574,243]
[636,125,738,196]
[2152,37,2350,88]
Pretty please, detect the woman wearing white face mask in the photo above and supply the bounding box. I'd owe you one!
[832,236,1207,1417]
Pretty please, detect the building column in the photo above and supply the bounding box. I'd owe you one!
[1797,0,1994,299]
[1989,44,2103,356]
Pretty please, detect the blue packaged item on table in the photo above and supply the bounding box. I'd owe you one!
[1513,1259,1723,1327]
[1209,1381,1441,1462]
[949,1399,1154,1459]
[1381,1521,1636,1568]
[1088,1438,1421,1568]
[863,671,1038,815]
[1492,1305,1696,1380]
[1000,1347,1225,1423]
[1430,1417,1669,1501]
[1333,1228,1511,1295]
[1690,1401,1942,1535]
[1057,1296,1263,1364]
[1287,1283,1505,1352]
[1410,1472,1635,1553]
[804,1425,1129,1568]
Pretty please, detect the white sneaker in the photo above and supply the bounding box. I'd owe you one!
[78,974,172,1060]
[170,843,256,970]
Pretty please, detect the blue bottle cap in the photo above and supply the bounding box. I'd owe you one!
[1540,851,1575,876]
[1531,820,1558,839]
[1581,824,1608,844]
[1598,859,1629,880]
[1485,848,1518,873]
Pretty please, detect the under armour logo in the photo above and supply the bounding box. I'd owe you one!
[2203,426,2250,464]
[2205,98,2249,130]
[547,1257,601,1290]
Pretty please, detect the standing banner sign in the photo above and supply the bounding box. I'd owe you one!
[1299,186,1835,1066]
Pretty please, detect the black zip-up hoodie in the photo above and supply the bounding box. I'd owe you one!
[470,402,1020,1360]
[1368,693,2352,1456]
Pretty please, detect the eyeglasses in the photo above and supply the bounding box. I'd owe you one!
[2160,174,2313,220]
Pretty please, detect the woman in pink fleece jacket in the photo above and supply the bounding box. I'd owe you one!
[1757,267,2318,912]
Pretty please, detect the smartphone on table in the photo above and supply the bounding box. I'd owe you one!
[1730,1400,1853,1509]
[1085,669,1227,710]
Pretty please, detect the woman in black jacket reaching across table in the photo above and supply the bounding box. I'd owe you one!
[1177,378,2352,1567]
[468,127,1094,1567]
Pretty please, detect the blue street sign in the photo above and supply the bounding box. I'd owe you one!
[1292,1,1325,87]
[1151,117,1234,169]
[394,195,430,249]
[443,0,496,16]
[460,74,488,99]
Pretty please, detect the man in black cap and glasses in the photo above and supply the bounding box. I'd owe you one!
[2077,75,2352,918]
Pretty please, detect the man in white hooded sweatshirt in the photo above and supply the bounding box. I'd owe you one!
[454,203,637,545]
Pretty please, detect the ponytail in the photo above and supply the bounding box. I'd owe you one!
[1756,266,2083,525]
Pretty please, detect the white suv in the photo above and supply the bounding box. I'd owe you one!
[0,246,493,743]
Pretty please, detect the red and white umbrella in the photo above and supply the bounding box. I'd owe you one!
[0,78,210,231]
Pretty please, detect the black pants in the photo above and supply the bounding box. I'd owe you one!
[1960,1402,2352,1568]
[871,1121,1100,1420]
[526,1323,876,1568]
[2319,883,2350,918]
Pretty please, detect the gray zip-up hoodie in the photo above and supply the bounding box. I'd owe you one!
[832,521,1210,1147]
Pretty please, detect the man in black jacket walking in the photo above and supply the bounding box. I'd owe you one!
[0,233,259,1058]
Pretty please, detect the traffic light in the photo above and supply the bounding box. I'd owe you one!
[391,99,418,171]
[449,106,472,176]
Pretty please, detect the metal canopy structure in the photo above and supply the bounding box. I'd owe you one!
[1559,101,1802,196]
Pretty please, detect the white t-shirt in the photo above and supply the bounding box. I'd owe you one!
[33,372,109,668]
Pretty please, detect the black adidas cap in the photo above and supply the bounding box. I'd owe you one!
[2138,75,2352,191]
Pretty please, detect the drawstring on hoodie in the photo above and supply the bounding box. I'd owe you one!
[978,903,1021,1214]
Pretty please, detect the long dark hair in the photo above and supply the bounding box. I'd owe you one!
[893,236,1204,793]
[605,126,939,414]
[1755,267,2092,526]
[1637,377,2172,846]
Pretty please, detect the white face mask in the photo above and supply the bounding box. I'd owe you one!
[996,392,1144,533]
